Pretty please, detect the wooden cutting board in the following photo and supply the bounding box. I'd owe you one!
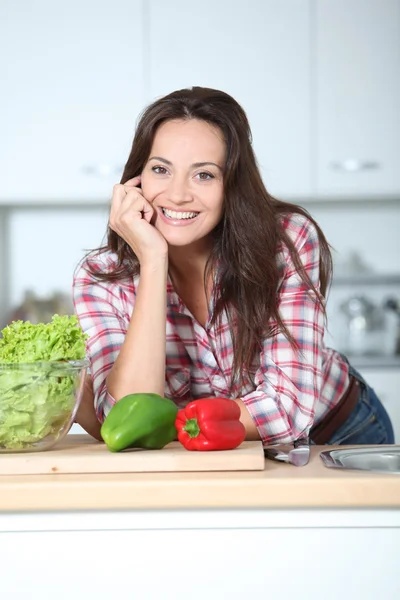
[0,434,265,475]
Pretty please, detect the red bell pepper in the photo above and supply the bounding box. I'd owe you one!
[175,398,246,451]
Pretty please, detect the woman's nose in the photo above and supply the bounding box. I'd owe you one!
[166,176,192,204]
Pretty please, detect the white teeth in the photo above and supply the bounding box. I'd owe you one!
[162,208,199,220]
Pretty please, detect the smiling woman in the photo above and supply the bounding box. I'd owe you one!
[72,86,394,448]
[140,119,225,250]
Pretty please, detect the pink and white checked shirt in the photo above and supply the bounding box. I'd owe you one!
[73,213,349,446]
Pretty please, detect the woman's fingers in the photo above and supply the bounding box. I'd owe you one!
[111,176,142,203]
[123,175,141,188]
[119,188,153,221]
[140,198,155,223]
[111,180,142,215]
[110,185,154,234]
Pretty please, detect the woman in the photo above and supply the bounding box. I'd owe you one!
[73,86,394,447]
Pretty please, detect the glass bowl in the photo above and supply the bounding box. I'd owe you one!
[0,358,89,453]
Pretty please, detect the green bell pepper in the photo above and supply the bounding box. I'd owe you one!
[100,393,178,452]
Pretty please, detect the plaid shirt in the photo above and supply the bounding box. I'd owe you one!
[73,213,349,446]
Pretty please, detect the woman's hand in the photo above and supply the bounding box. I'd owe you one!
[110,176,168,266]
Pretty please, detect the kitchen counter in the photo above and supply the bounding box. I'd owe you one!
[0,440,399,512]
[1,437,400,600]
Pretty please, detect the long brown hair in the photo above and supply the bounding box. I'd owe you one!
[87,87,332,391]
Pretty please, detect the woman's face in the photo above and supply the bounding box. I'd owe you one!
[141,118,225,249]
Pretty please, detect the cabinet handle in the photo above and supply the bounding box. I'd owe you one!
[81,165,124,177]
[329,159,380,172]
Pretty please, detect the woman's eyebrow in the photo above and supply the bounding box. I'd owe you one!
[148,156,222,171]
[192,161,223,171]
[148,156,172,166]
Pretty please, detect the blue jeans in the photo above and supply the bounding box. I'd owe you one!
[325,362,395,445]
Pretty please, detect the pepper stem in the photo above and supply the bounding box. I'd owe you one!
[183,418,201,438]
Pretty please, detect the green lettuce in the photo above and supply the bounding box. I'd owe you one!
[0,315,88,449]
[0,314,87,363]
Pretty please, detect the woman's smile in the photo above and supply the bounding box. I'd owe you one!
[158,206,201,226]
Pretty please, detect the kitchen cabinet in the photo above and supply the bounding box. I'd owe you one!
[315,0,400,198]
[1,516,400,600]
[0,0,144,203]
[2,1,399,204]
[147,0,312,199]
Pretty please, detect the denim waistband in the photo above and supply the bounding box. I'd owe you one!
[338,352,368,391]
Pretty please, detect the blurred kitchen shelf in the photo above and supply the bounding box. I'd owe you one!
[347,355,400,370]
[0,201,109,210]
[0,193,400,210]
[332,274,400,286]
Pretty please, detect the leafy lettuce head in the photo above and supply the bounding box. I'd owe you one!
[0,314,87,363]
[0,315,88,450]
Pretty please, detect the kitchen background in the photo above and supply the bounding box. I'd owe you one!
[1,1,399,438]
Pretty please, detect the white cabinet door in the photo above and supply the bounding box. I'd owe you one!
[2,526,400,600]
[147,0,312,199]
[316,0,400,197]
[0,1,144,203]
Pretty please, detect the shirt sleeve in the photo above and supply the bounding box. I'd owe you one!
[72,258,128,423]
[240,215,325,446]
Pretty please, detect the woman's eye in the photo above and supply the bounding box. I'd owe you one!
[196,171,214,181]
[152,166,168,175]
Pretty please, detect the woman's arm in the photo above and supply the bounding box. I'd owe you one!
[73,177,169,422]
[105,178,169,400]
[233,399,261,440]
[106,259,167,399]
[74,375,102,440]
[73,259,168,422]
[234,215,326,445]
